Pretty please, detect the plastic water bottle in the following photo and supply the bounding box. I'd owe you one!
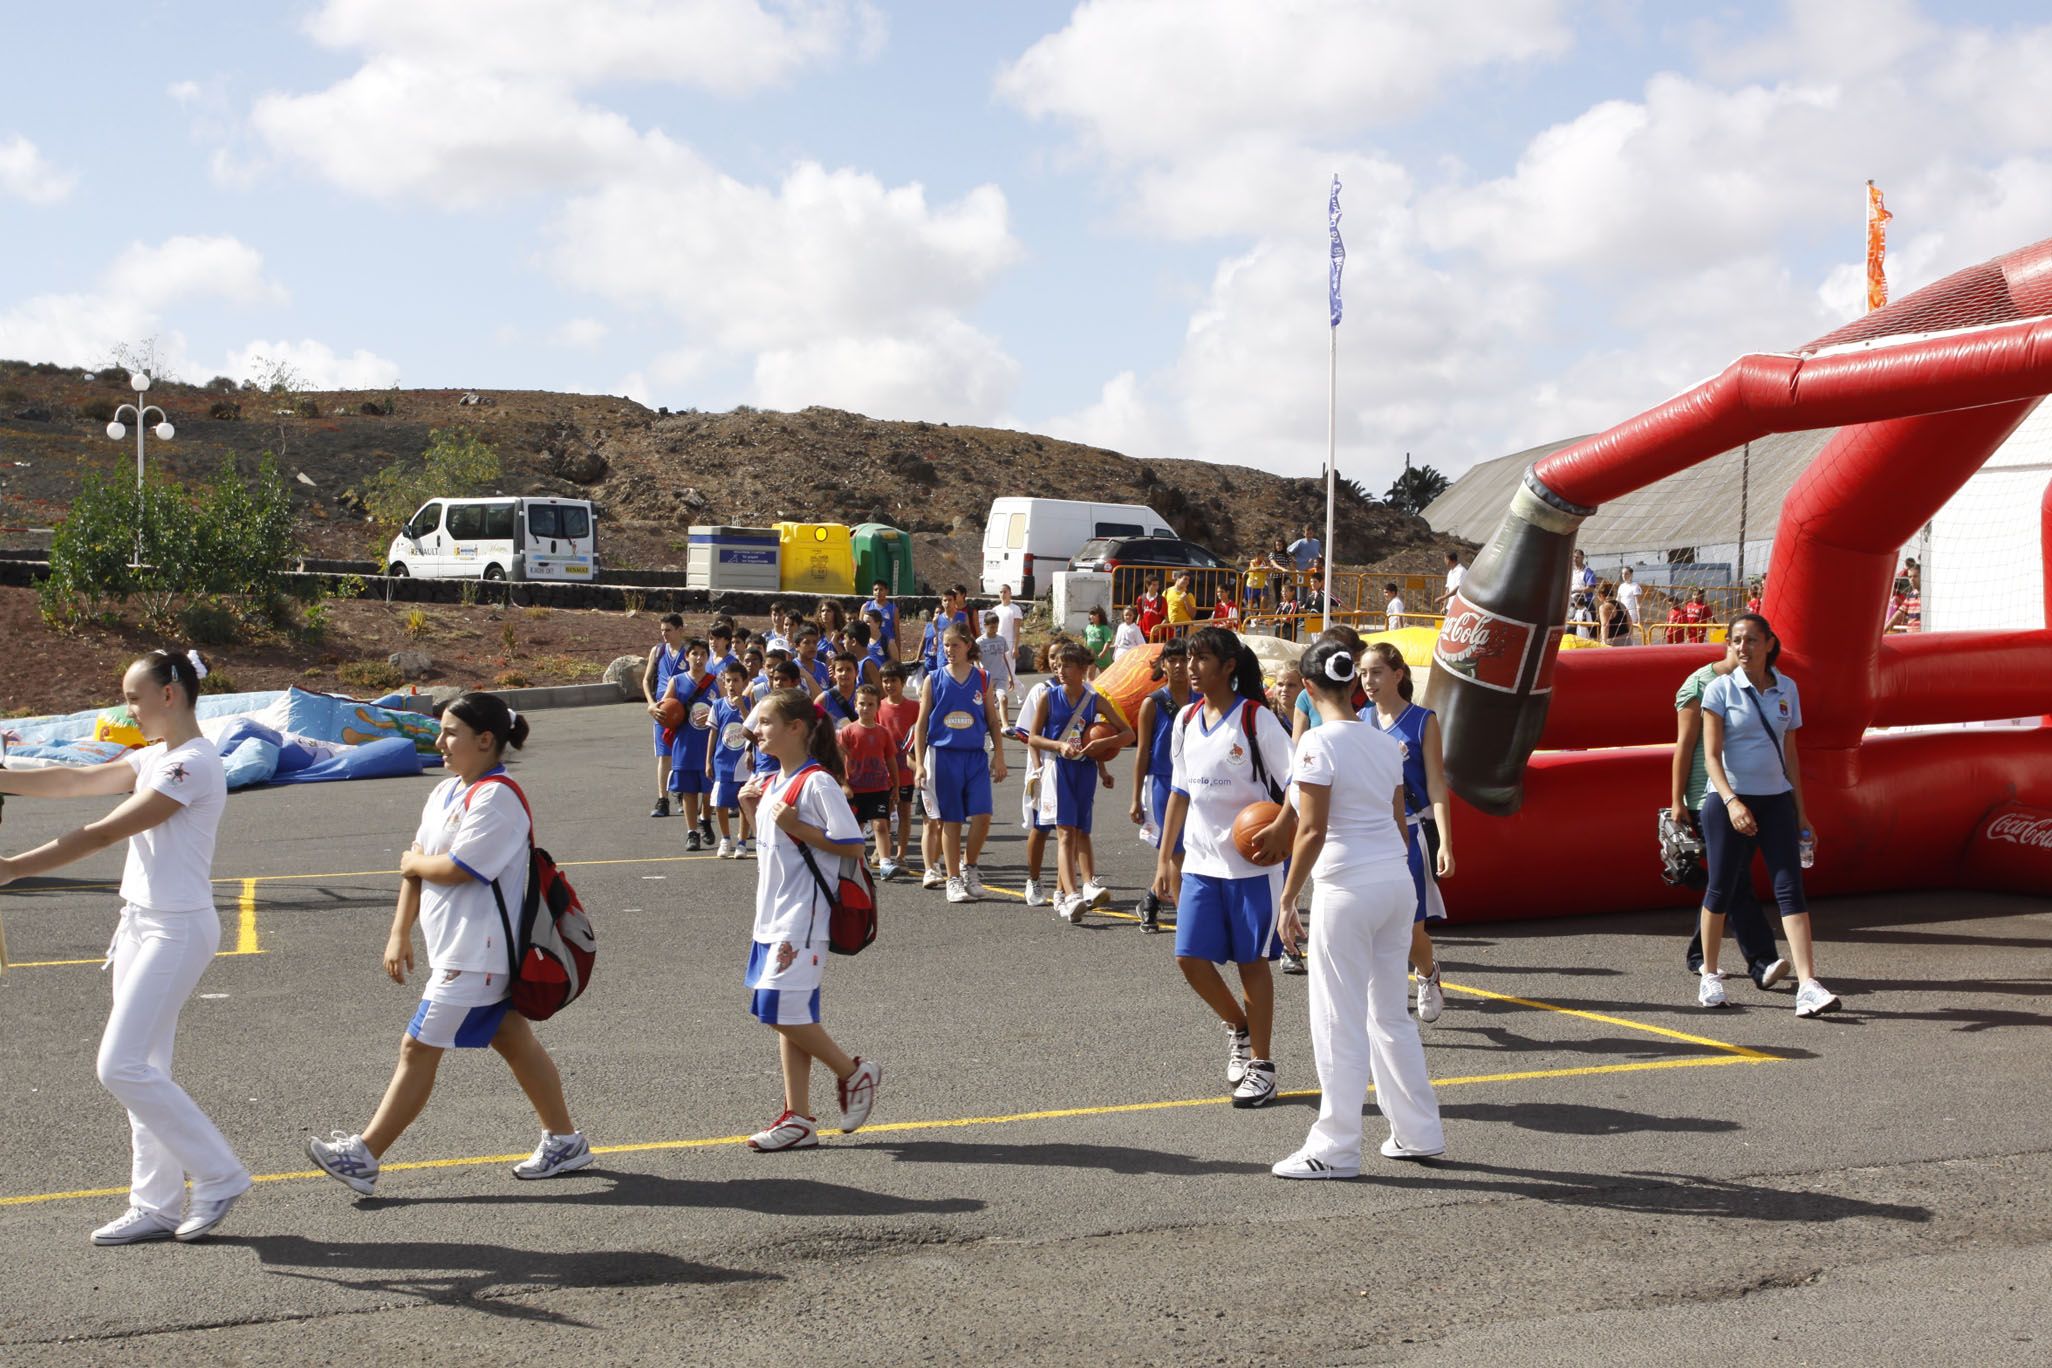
[1799,828,1816,869]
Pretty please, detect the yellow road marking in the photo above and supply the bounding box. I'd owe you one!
[0,1051,1777,1209]
[1438,980,1776,1061]
[238,878,259,955]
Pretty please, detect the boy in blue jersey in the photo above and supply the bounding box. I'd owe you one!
[706,662,756,857]
[641,613,686,817]
[819,654,862,727]
[664,639,719,850]
[1021,642,1133,924]
[865,580,899,660]
[794,625,831,696]
[707,619,739,678]
[847,621,885,690]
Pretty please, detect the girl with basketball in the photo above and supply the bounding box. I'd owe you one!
[1361,642,1454,1024]
[911,622,1008,904]
[1020,641,1134,925]
[735,689,883,1151]
[0,649,253,1244]
[641,613,686,817]
[307,692,591,1196]
[1129,638,1192,934]
[1272,640,1444,1176]
[1151,626,1296,1108]
[665,638,719,850]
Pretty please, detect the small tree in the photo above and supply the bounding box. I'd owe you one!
[361,428,502,549]
[1385,463,1451,516]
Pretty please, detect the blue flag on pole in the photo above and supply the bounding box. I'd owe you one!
[1328,174,1345,328]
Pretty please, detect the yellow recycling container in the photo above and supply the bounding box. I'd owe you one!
[775,521,857,596]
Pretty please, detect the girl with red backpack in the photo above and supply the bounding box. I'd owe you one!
[736,688,884,1152]
[306,692,592,1196]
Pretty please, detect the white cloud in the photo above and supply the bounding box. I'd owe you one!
[166,80,203,105]
[222,338,402,390]
[753,315,1018,423]
[997,0,1569,165]
[551,318,608,348]
[105,236,288,311]
[0,134,78,205]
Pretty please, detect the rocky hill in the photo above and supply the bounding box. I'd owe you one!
[0,359,1465,582]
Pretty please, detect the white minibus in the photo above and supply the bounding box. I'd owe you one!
[385,497,597,582]
[980,497,1175,597]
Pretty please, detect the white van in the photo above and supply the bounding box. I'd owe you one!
[385,497,598,582]
[981,497,1175,597]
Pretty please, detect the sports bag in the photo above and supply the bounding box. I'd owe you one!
[782,766,879,956]
[1180,697,1283,803]
[466,775,597,1020]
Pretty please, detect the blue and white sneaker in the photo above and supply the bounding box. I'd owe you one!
[90,1206,179,1246]
[306,1131,379,1195]
[513,1130,594,1180]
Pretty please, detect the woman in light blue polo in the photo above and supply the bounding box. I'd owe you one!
[1696,613,1839,1018]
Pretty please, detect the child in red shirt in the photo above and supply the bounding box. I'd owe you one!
[876,663,921,876]
[839,685,900,878]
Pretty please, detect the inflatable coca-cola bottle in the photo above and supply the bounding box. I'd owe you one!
[1424,468,1592,815]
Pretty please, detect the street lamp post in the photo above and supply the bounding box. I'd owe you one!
[106,371,174,567]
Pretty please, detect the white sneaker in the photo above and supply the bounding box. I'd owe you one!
[962,864,990,898]
[1023,878,1047,907]
[1416,967,1445,1024]
[1379,1136,1446,1161]
[1698,970,1730,1009]
[1759,957,1791,989]
[716,838,735,859]
[878,858,902,881]
[1272,1149,1357,1180]
[175,1186,248,1242]
[747,1110,818,1152]
[90,1206,178,1246]
[1224,1023,1253,1085]
[1794,979,1842,1017]
[837,1057,882,1133]
[946,876,973,904]
[306,1131,379,1195]
[1231,1059,1277,1109]
[921,866,946,890]
[1081,878,1111,909]
[513,1130,594,1180]
[740,838,756,858]
[1059,893,1087,924]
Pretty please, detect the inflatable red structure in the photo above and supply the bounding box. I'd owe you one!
[1430,238,2052,919]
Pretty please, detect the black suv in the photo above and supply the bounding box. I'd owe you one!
[1069,536,1234,606]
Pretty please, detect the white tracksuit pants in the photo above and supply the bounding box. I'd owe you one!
[99,905,249,1217]
[1301,870,1444,1164]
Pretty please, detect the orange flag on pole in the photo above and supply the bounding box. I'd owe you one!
[1865,180,1892,312]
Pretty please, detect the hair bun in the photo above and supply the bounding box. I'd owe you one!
[1325,651,1356,683]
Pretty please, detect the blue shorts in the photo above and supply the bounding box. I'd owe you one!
[1148,772,1183,856]
[745,940,823,1026]
[668,767,710,795]
[653,720,669,757]
[1406,820,1441,923]
[711,777,743,811]
[407,997,510,1049]
[930,746,993,823]
[1175,870,1283,965]
[1049,757,1098,833]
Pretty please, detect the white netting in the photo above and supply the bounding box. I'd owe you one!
[1925,398,2052,632]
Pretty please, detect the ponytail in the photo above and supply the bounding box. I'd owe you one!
[445,690,532,755]
[131,648,208,708]
[763,687,844,782]
[1188,625,1266,704]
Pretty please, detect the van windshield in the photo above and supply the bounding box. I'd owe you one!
[530,504,591,540]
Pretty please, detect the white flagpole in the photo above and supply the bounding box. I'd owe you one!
[1324,324,1336,622]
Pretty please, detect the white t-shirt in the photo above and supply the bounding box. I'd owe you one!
[121,739,226,913]
[413,770,531,973]
[1169,699,1296,880]
[1289,722,1409,881]
[1386,597,1406,630]
[990,600,1024,653]
[754,762,863,945]
[1618,579,1641,622]
[1112,622,1146,657]
[1445,563,1465,598]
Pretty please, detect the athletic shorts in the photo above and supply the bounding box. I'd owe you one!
[850,789,892,824]
[897,784,915,805]
[710,777,743,812]
[1147,773,1183,856]
[668,767,710,795]
[408,968,512,1049]
[928,746,992,823]
[1174,870,1284,965]
[1406,819,1448,923]
[745,939,825,1026]
[1048,757,1097,834]
[653,720,672,757]
[1023,765,1053,833]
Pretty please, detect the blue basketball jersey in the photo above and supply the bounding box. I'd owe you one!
[710,697,749,780]
[925,665,990,750]
[1366,701,1433,816]
[1146,686,1182,779]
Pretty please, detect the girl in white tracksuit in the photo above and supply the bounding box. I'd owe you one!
[1271,640,1444,1178]
[0,649,252,1244]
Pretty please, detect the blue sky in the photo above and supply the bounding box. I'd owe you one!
[5,1,2052,493]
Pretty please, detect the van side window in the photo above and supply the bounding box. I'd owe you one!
[1094,521,1144,538]
[409,503,443,538]
[482,503,515,539]
[446,504,484,539]
[1006,513,1026,549]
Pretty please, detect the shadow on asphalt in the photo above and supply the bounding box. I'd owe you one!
[226,1233,773,1323]
[865,1138,1272,1176]
[352,1170,985,1217]
[1355,1160,1934,1224]
[1436,1101,1741,1137]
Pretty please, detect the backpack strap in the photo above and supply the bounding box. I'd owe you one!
[463,774,534,981]
[1240,700,1283,803]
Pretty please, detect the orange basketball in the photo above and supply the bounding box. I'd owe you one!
[1083,720,1123,757]
[656,696,686,730]
[1231,800,1285,865]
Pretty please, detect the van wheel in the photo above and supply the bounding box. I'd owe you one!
[483,564,506,582]
[387,562,409,577]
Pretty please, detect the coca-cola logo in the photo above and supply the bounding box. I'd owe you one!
[1985,812,2052,849]
[1434,593,1535,694]
[1440,611,1493,654]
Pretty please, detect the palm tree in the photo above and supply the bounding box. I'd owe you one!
[1385,461,1451,516]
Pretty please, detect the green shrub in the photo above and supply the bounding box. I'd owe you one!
[179,597,240,647]
[360,427,501,541]
[198,669,238,695]
[338,660,403,692]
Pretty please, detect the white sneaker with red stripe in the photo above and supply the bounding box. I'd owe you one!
[747,1111,819,1152]
[837,1057,883,1133]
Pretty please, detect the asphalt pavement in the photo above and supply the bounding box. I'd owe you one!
[1,699,2048,1366]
